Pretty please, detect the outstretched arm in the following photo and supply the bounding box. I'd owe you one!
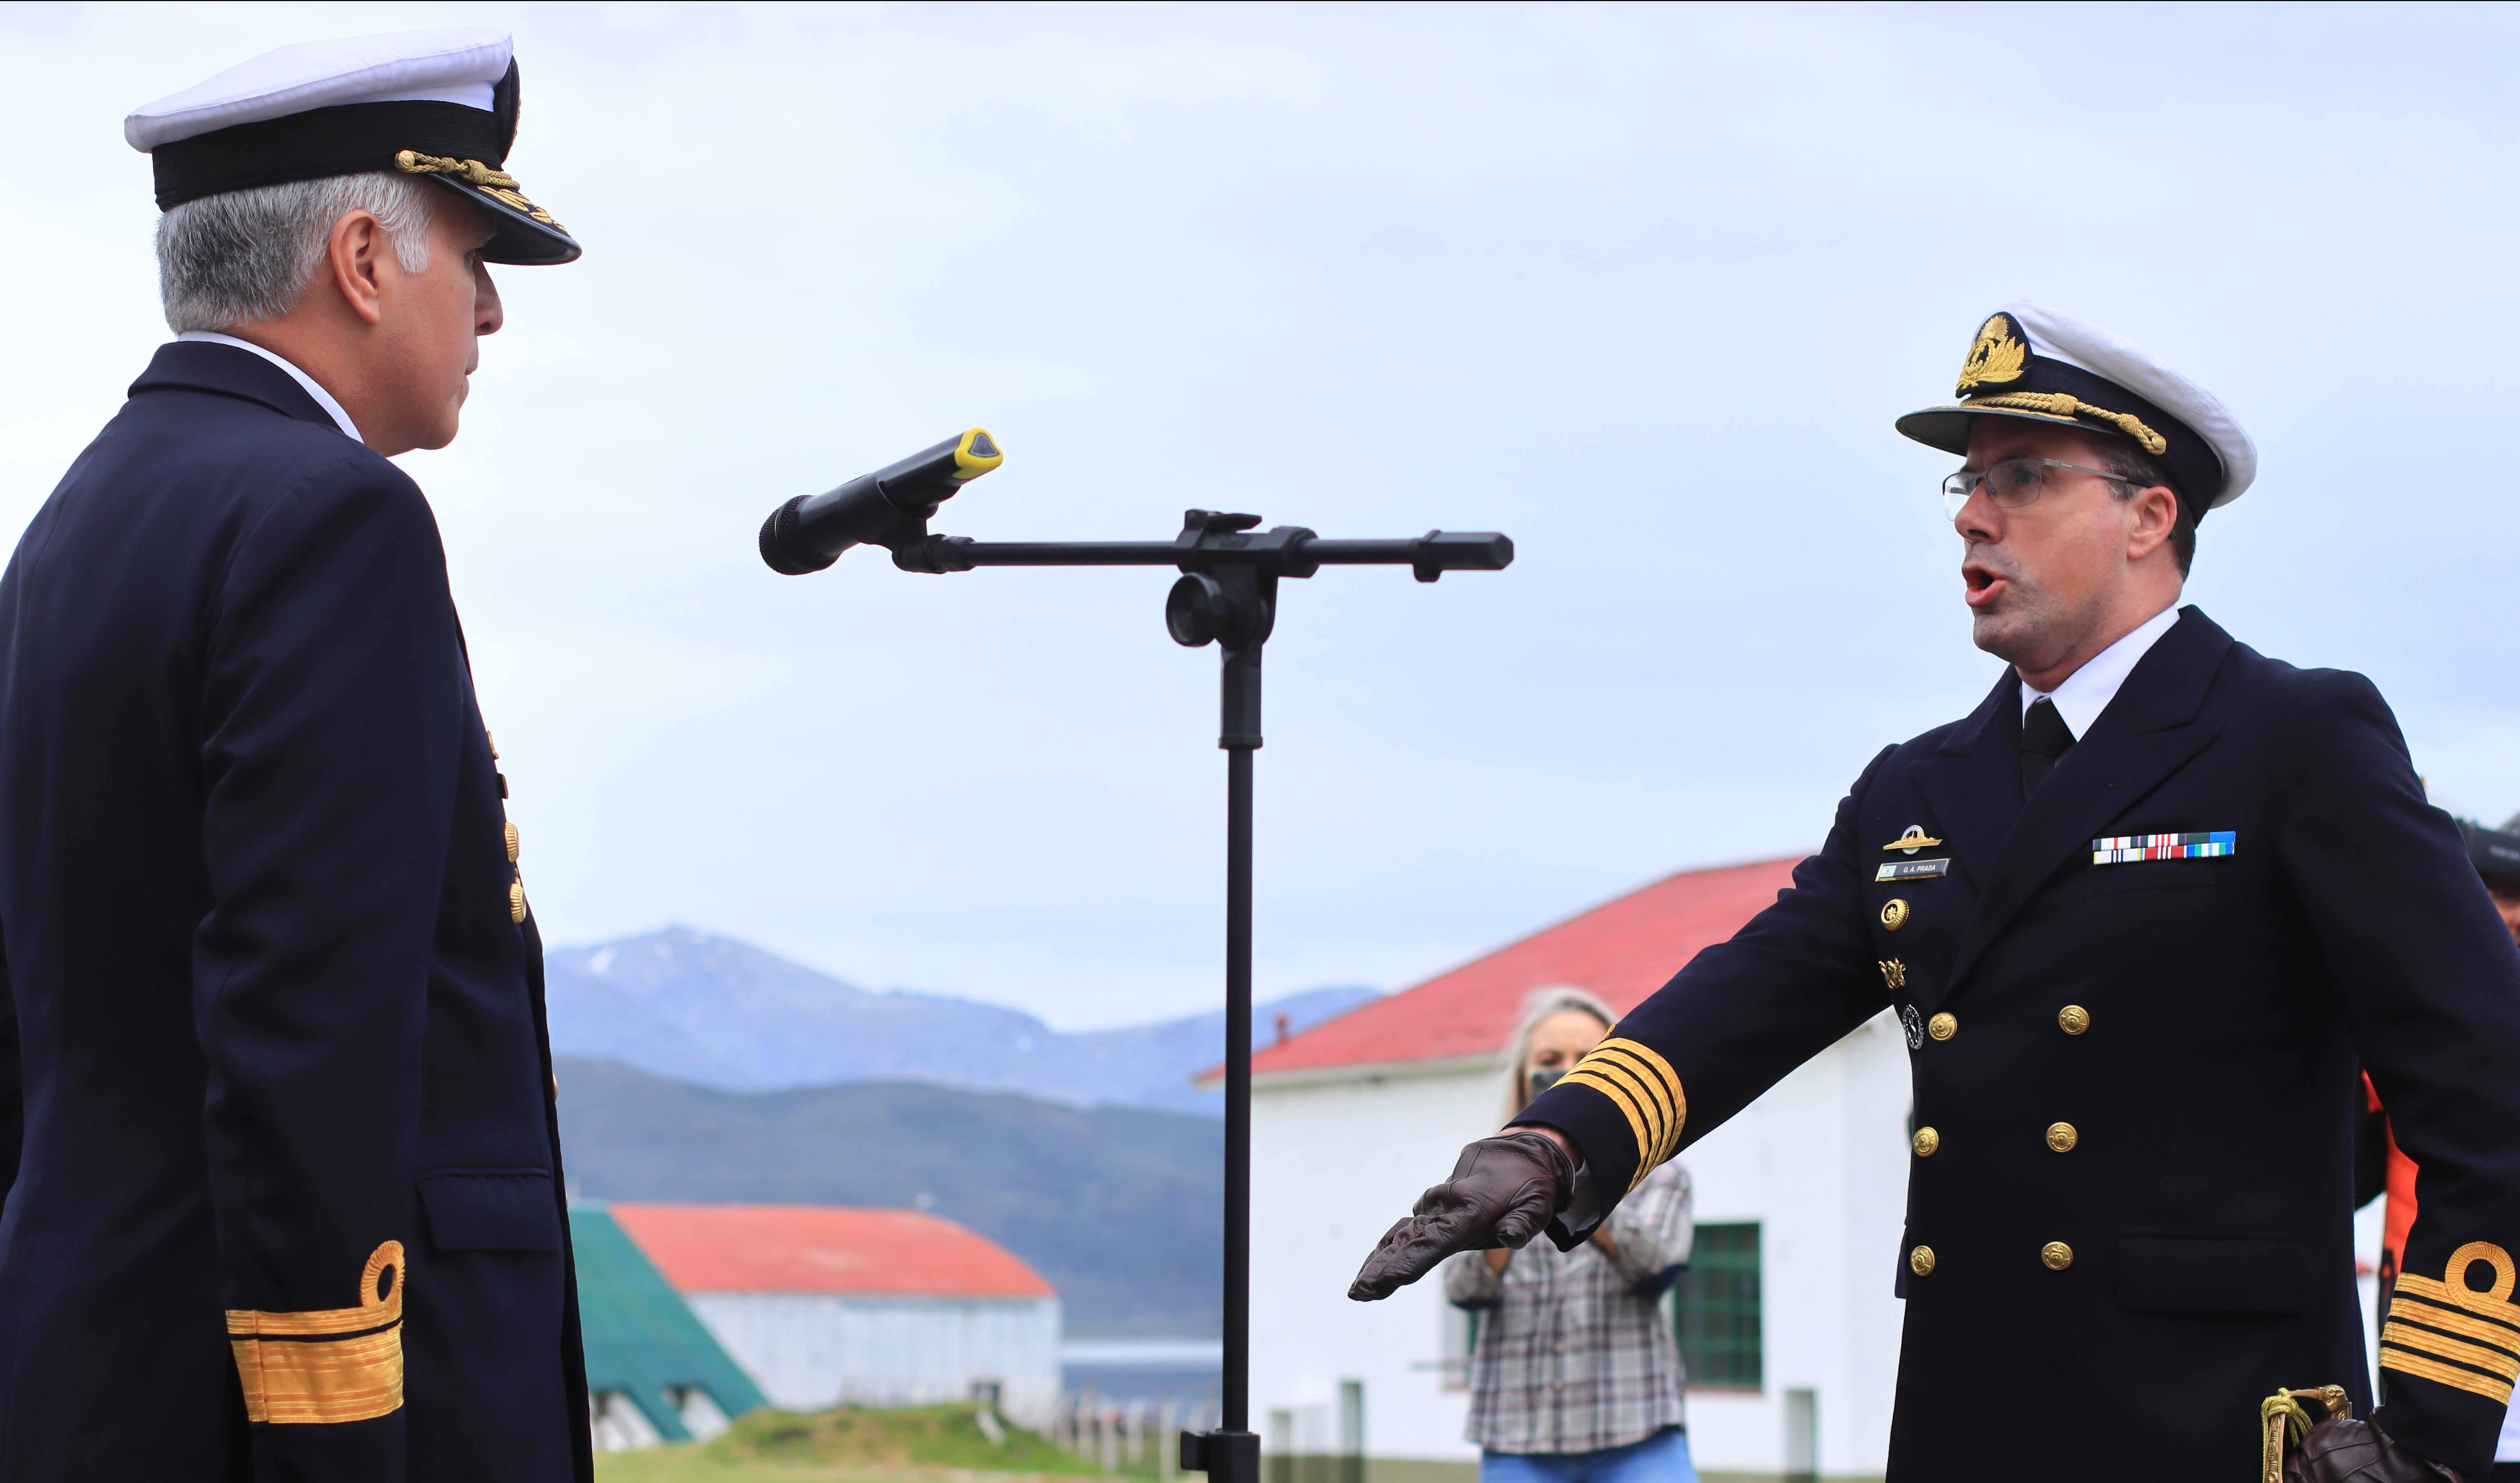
[1350,748,1891,1299]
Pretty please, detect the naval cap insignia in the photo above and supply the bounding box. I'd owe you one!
[1956,312,2028,393]
[1885,825,1942,855]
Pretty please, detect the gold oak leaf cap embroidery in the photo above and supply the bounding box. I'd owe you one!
[124,29,581,266]
[1894,301,2257,527]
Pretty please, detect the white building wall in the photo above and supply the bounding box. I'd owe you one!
[1674,1010,1908,1477]
[1251,1062,1498,1465]
[685,1292,1063,1429]
[1250,1012,1910,1479]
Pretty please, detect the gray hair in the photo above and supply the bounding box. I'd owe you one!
[1499,984,1617,1124]
[157,173,438,332]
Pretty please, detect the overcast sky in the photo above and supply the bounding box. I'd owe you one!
[4,3,2515,1028]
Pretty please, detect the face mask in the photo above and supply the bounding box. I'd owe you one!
[1527,1068,1567,1100]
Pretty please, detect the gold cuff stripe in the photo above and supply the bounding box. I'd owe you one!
[2379,1321,2520,1380]
[1615,1040,1687,1168]
[1958,392,2169,456]
[1561,1057,1659,1143]
[1560,1066,1654,1186]
[1592,1041,1684,1135]
[1560,1038,1686,1187]
[231,1327,404,1425]
[2397,1262,2520,1327]
[1581,1039,1685,1140]
[227,1242,405,1425]
[2381,1345,2517,1406]
[1585,1050,1679,1162]
[2389,1294,2520,1354]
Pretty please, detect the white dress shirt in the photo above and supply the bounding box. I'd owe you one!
[2019,602,2181,741]
[174,331,362,444]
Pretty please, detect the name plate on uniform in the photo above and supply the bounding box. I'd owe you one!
[2092,830,2235,865]
[1876,858,1951,881]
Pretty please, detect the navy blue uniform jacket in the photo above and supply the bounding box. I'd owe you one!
[1520,608,2520,1480]
[0,343,593,1482]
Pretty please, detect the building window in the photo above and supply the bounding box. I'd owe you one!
[1674,1222,1761,1389]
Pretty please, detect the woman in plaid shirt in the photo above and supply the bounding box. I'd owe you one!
[1444,988,1698,1483]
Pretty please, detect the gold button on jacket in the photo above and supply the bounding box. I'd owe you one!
[2058,1004,2090,1035]
[2041,1241,2074,1271]
[504,820,520,862]
[1910,1244,1936,1277]
[1927,1011,1957,1041]
[2046,1122,2077,1153]
[1912,1127,1939,1157]
[1880,898,1910,931]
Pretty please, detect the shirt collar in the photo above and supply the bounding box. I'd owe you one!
[2020,602,2181,740]
[174,331,361,444]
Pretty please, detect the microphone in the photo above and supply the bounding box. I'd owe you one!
[759,428,1004,575]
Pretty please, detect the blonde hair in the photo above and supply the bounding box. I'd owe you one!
[1499,984,1615,1124]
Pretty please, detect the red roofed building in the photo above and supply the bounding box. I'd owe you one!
[1242,858,1801,1086]
[612,1205,1061,1426]
[1241,860,1912,1480]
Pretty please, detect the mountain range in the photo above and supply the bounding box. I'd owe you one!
[543,926,1377,1114]
[556,1057,1218,1338]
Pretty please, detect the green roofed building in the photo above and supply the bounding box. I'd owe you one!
[570,1204,770,1450]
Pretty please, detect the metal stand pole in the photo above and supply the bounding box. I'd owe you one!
[1209,633,1263,1483]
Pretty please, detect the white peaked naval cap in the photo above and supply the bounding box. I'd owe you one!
[126,28,515,152]
[1897,301,2256,518]
[121,27,577,266]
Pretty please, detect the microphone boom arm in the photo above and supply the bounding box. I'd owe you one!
[889,512,1513,584]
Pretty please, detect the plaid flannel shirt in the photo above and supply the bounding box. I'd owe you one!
[1442,1158,1693,1455]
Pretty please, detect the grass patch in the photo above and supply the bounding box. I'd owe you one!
[596,1403,1120,1483]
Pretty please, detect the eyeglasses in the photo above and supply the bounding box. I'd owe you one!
[1941,457,2141,521]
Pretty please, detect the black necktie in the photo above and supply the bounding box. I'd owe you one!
[2021,697,2075,799]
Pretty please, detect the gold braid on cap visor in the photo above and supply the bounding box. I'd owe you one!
[393,150,563,229]
[1959,392,2168,456]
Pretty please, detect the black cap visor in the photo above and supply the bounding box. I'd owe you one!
[412,171,580,266]
[1896,403,2096,459]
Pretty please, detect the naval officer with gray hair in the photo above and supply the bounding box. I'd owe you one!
[0,29,590,1482]
[1351,305,2520,1482]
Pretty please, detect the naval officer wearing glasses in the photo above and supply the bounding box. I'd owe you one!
[0,30,592,1483]
[1351,303,2520,1482]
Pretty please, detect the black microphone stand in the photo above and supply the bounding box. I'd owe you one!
[881,508,1513,1483]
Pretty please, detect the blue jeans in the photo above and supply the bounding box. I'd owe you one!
[1480,1427,1697,1483]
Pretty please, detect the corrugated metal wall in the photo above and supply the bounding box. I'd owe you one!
[687,1292,1062,1426]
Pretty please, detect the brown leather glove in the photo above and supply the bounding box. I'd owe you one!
[2284,1419,2462,1483]
[1347,1130,1574,1301]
